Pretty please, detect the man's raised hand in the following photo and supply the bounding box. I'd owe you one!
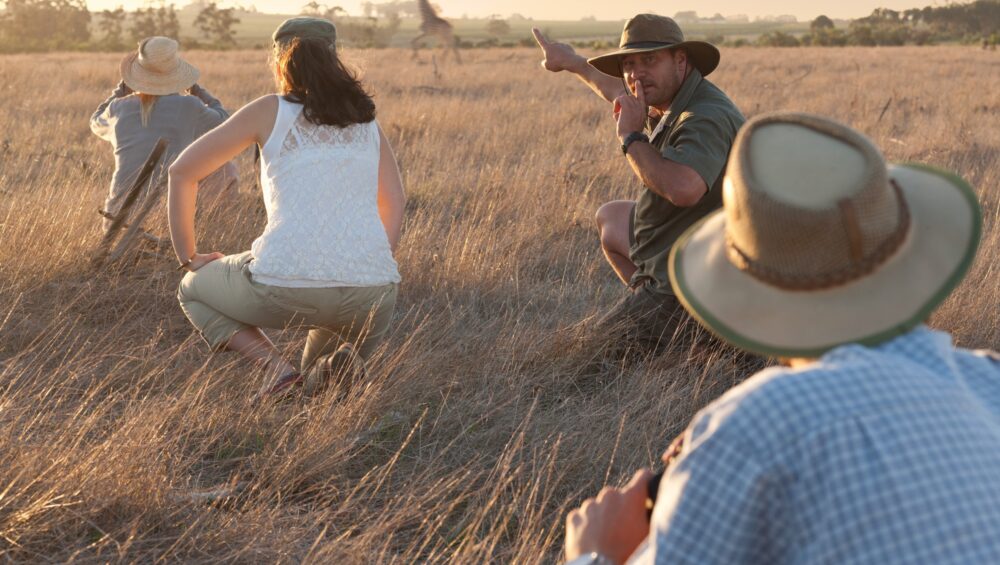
[615,79,649,140]
[532,28,585,73]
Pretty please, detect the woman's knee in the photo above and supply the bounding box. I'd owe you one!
[176,271,199,304]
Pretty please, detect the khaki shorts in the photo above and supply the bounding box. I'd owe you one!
[177,252,397,370]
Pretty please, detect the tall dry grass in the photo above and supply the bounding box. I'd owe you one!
[0,46,997,562]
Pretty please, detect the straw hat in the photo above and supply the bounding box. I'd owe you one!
[588,14,720,78]
[668,112,982,358]
[120,37,199,96]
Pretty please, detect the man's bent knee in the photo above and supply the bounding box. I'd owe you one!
[596,201,634,251]
[595,201,617,230]
[596,200,634,228]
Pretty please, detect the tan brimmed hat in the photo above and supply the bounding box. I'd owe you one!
[668,112,982,358]
[120,37,199,96]
[588,14,720,78]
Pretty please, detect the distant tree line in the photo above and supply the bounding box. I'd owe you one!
[1,0,998,52]
[0,0,90,51]
[0,0,241,52]
[751,1,1000,47]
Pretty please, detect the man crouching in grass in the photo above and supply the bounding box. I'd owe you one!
[533,15,747,363]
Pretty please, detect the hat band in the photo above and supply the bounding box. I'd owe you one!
[275,33,335,46]
[140,58,180,73]
[619,41,675,50]
[725,180,912,291]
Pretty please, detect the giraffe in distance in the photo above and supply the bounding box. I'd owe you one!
[411,0,462,63]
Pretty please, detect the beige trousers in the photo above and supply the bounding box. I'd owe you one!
[177,252,397,370]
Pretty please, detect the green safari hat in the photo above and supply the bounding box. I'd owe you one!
[588,14,720,78]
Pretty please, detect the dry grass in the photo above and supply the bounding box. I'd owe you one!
[0,46,997,562]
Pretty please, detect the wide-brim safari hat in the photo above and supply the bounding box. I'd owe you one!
[588,14,720,78]
[668,112,982,358]
[120,36,199,96]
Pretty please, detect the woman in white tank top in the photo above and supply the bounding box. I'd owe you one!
[167,17,404,402]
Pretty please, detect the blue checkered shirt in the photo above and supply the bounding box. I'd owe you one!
[627,326,1000,564]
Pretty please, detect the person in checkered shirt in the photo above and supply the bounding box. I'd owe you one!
[563,113,1000,565]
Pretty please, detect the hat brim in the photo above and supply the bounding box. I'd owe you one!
[588,40,720,78]
[668,163,982,358]
[119,52,199,96]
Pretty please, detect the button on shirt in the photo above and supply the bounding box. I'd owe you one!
[628,326,1000,564]
[630,69,745,294]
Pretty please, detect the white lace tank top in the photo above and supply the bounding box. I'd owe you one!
[248,96,401,288]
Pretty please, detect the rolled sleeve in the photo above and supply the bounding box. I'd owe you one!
[660,112,735,191]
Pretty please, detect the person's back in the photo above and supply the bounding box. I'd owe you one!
[90,37,232,229]
[651,327,1000,563]
[561,113,997,565]
[167,17,406,403]
[250,96,398,287]
[92,92,227,216]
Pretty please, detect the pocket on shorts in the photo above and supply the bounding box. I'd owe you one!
[261,288,320,315]
[237,257,317,314]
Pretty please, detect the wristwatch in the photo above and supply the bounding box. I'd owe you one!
[621,131,650,155]
[565,552,614,565]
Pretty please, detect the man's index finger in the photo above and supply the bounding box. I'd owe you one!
[531,28,548,46]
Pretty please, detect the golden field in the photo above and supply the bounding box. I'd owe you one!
[0,46,998,562]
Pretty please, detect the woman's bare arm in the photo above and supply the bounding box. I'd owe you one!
[376,124,405,253]
[168,94,277,269]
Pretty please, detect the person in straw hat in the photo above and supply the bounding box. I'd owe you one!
[532,15,748,363]
[560,113,1000,565]
[91,36,237,232]
[168,17,404,403]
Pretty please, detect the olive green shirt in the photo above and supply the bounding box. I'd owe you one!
[629,68,745,294]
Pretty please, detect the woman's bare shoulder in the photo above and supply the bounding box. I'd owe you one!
[238,94,280,117]
[223,94,283,145]
[224,94,281,139]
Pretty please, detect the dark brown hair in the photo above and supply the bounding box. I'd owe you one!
[273,37,376,127]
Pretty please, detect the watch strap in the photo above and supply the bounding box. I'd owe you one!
[565,553,614,565]
[621,131,650,155]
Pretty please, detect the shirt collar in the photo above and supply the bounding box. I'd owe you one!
[649,68,704,141]
[823,325,954,367]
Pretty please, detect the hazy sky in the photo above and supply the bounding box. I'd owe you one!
[84,1,930,21]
